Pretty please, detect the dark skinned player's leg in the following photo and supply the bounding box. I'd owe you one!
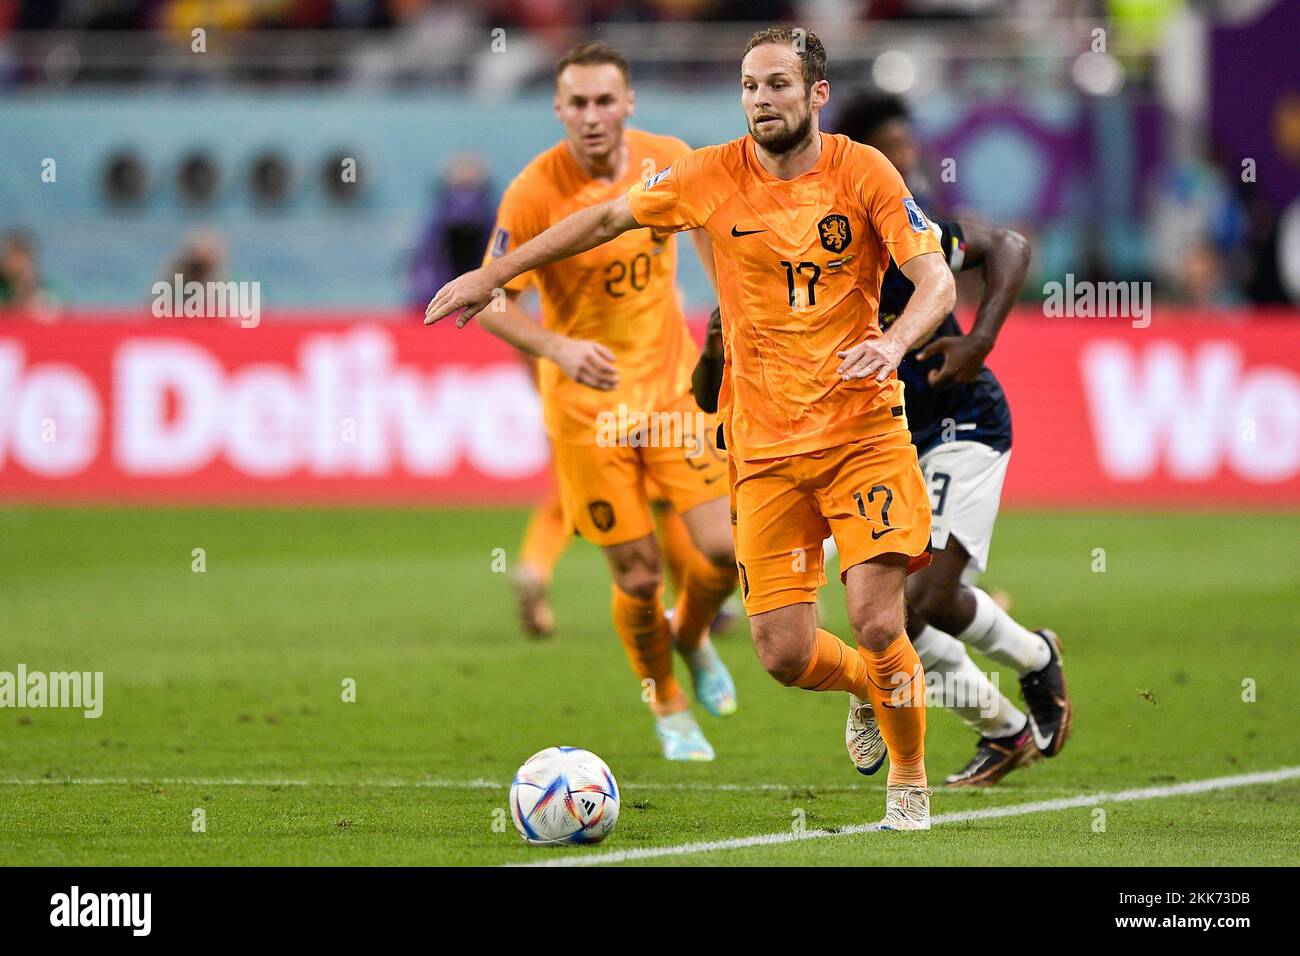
[907,536,1060,784]
[907,536,977,635]
[916,534,1052,679]
[907,537,1028,740]
[912,435,1073,770]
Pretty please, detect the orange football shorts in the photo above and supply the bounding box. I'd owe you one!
[729,427,932,615]
[552,392,727,547]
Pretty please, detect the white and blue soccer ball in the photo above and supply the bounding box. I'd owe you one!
[509,746,620,846]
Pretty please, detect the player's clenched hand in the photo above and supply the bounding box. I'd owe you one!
[915,335,991,388]
[550,337,619,391]
[837,335,906,383]
[424,267,499,328]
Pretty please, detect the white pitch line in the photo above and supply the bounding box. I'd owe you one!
[515,765,1300,867]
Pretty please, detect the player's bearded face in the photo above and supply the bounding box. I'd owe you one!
[742,48,819,156]
[747,96,814,154]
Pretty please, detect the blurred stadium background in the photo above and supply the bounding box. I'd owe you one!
[1,0,1297,508]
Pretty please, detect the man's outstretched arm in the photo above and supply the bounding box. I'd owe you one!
[425,195,641,328]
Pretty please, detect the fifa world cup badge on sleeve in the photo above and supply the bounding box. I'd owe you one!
[490,226,510,258]
[903,197,929,233]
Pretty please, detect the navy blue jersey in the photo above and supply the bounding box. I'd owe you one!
[879,218,1012,456]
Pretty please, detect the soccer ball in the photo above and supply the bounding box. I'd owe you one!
[509,746,620,846]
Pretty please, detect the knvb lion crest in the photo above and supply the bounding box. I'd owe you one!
[818,214,851,254]
[588,500,616,532]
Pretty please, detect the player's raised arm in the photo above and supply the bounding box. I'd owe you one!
[915,220,1031,388]
[425,194,641,328]
[838,251,955,382]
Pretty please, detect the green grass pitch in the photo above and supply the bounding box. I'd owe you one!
[1,506,1297,866]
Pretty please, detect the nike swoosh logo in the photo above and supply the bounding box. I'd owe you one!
[704,474,722,484]
[1028,715,1054,751]
[731,226,766,237]
[870,527,898,540]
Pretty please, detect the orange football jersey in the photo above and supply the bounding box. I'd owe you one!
[627,132,942,461]
[485,129,700,444]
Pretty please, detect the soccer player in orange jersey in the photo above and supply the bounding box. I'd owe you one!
[510,354,712,641]
[511,318,738,643]
[429,29,957,827]
[468,44,741,761]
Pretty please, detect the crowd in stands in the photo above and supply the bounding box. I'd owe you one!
[1,2,1291,317]
[0,0,1071,34]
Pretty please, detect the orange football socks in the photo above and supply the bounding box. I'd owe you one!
[611,585,682,713]
[671,551,738,652]
[861,634,928,787]
[655,504,694,595]
[791,628,871,694]
[519,492,570,585]
[790,629,928,787]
